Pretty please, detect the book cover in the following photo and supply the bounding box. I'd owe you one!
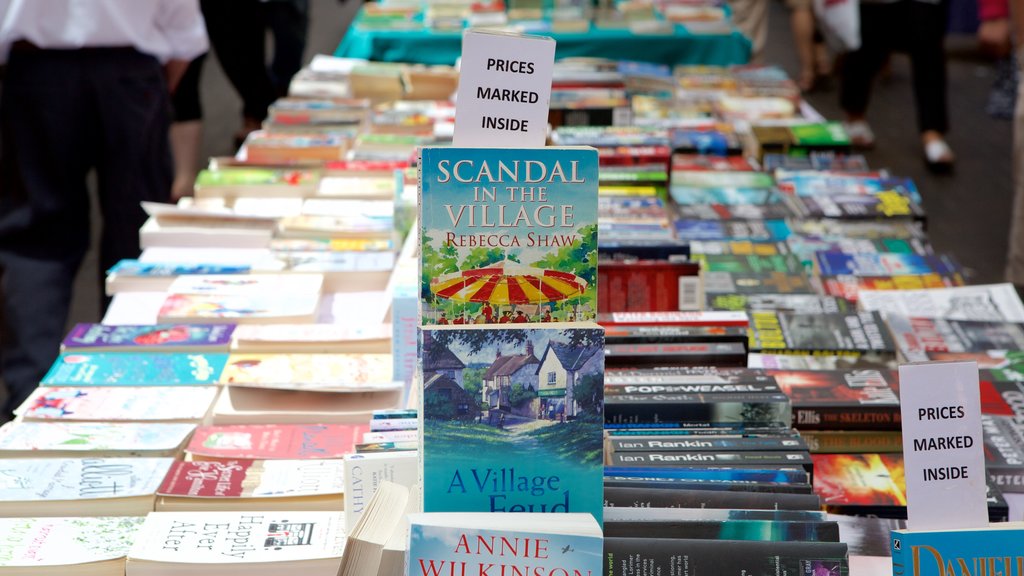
[673,219,791,242]
[703,271,816,296]
[811,453,907,516]
[815,252,960,277]
[158,293,320,324]
[767,369,901,430]
[708,294,852,314]
[604,518,840,542]
[886,316,1024,362]
[604,486,821,510]
[0,516,145,568]
[107,260,251,277]
[127,511,346,565]
[20,387,218,421]
[692,253,804,275]
[800,430,904,454]
[157,459,344,499]
[821,273,966,303]
[604,538,848,576]
[343,451,418,527]
[605,466,809,485]
[603,325,749,347]
[0,422,195,455]
[40,352,228,387]
[891,523,1024,576]
[421,324,604,520]
[218,353,398,392]
[186,424,368,460]
[608,435,806,452]
[62,323,235,352]
[982,414,1024,493]
[749,311,894,355]
[604,342,748,368]
[407,520,603,576]
[605,392,793,430]
[604,507,826,523]
[608,451,813,471]
[857,283,1024,322]
[419,147,599,325]
[0,458,173,502]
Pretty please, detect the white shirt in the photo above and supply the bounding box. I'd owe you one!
[0,0,209,64]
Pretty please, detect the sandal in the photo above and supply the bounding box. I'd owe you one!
[843,120,876,149]
[924,139,955,173]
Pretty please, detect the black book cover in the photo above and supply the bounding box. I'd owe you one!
[982,414,1024,494]
[604,537,848,576]
[604,486,822,510]
[608,450,814,475]
[605,341,749,369]
[603,324,749,347]
[605,381,782,395]
[608,435,807,453]
[768,369,902,431]
[605,392,792,429]
[602,477,814,494]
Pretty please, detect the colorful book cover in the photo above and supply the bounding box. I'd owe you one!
[421,324,604,520]
[673,219,791,241]
[419,147,599,325]
[165,274,323,296]
[157,459,344,499]
[128,511,346,565]
[185,424,368,460]
[708,294,852,314]
[0,458,173,502]
[981,415,1024,494]
[408,520,603,576]
[0,517,145,567]
[767,369,901,430]
[811,453,907,514]
[62,323,235,351]
[218,353,398,392]
[675,201,796,221]
[703,271,817,296]
[821,273,966,303]
[0,422,195,454]
[107,260,251,277]
[815,252,960,277]
[158,293,319,323]
[671,171,774,189]
[21,387,218,421]
[857,283,1024,322]
[40,352,228,386]
[891,524,1024,576]
[196,168,316,188]
[692,253,804,275]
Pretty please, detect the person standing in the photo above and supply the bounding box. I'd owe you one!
[0,0,208,418]
[1003,0,1024,287]
[838,0,955,170]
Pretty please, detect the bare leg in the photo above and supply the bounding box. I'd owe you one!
[791,7,816,90]
[170,120,203,201]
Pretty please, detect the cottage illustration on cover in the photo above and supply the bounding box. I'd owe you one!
[419,147,599,325]
[420,326,604,520]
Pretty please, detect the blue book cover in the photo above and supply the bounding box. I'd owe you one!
[41,353,229,386]
[674,219,791,241]
[62,324,235,351]
[815,252,956,277]
[419,147,599,326]
[107,260,251,276]
[605,466,809,484]
[408,516,603,576]
[669,186,780,206]
[891,524,1024,576]
[420,324,604,521]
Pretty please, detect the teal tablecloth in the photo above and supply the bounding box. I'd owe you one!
[336,15,751,66]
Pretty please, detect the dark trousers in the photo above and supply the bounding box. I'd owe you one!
[0,47,172,415]
[839,0,949,134]
[201,0,310,122]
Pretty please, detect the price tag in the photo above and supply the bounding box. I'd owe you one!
[899,361,988,530]
[452,29,555,148]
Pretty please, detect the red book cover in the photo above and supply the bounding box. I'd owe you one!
[186,423,368,460]
[159,459,255,497]
[158,458,346,498]
[671,154,756,172]
[812,453,907,511]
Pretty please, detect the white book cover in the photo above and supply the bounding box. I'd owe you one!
[157,459,345,499]
[19,387,218,421]
[0,422,195,453]
[103,292,165,325]
[166,274,324,296]
[0,516,145,567]
[343,451,418,528]
[128,511,346,564]
[232,324,390,345]
[139,247,286,270]
[858,283,1024,322]
[0,458,173,502]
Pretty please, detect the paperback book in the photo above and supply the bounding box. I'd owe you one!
[62,323,235,353]
[40,352,228,387]
[748,311,894,355]
[185,423,368,460]
[420,324,604,520]
[218,353,399,392]
[0,422,195,458]
[18,386,218,422]
[0,516,145,572]
[885,315,1024,363]
[419,147,599,325]
[604,538,848,576]
[767,369,901,430]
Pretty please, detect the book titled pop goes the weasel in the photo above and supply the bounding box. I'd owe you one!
[419,147,599,325]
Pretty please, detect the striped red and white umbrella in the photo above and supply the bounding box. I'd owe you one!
[430,260,587,305]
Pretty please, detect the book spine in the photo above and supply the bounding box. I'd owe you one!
[605,382,782,395]
[800,431,903,454]
[604,486,821,511]
[793,405,902,431]
[609,435,807,452]
[604,537,848,576]
[605,393,792,429]
[603,520,840,542]
[608,451,813,473]
[892,532,906,576]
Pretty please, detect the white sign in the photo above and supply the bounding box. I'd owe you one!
[452,29,555,148]
[899,361,988,531]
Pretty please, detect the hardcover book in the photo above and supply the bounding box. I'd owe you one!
[40,352,228,387]
[407,513,603,576]
[185,423,368,460]
[0,516,145,572]
[0,458,173,517]
[18,387,218,422]
[62,323,235,353]
[0,422,195,458]
[419,147,599,325]
[420,323,604,520]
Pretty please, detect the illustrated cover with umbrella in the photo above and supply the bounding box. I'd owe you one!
[419,324,604,521]
[419,147,598,325]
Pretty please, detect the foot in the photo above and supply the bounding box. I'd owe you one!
[844,120,875,149]
[923,137,955,173]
